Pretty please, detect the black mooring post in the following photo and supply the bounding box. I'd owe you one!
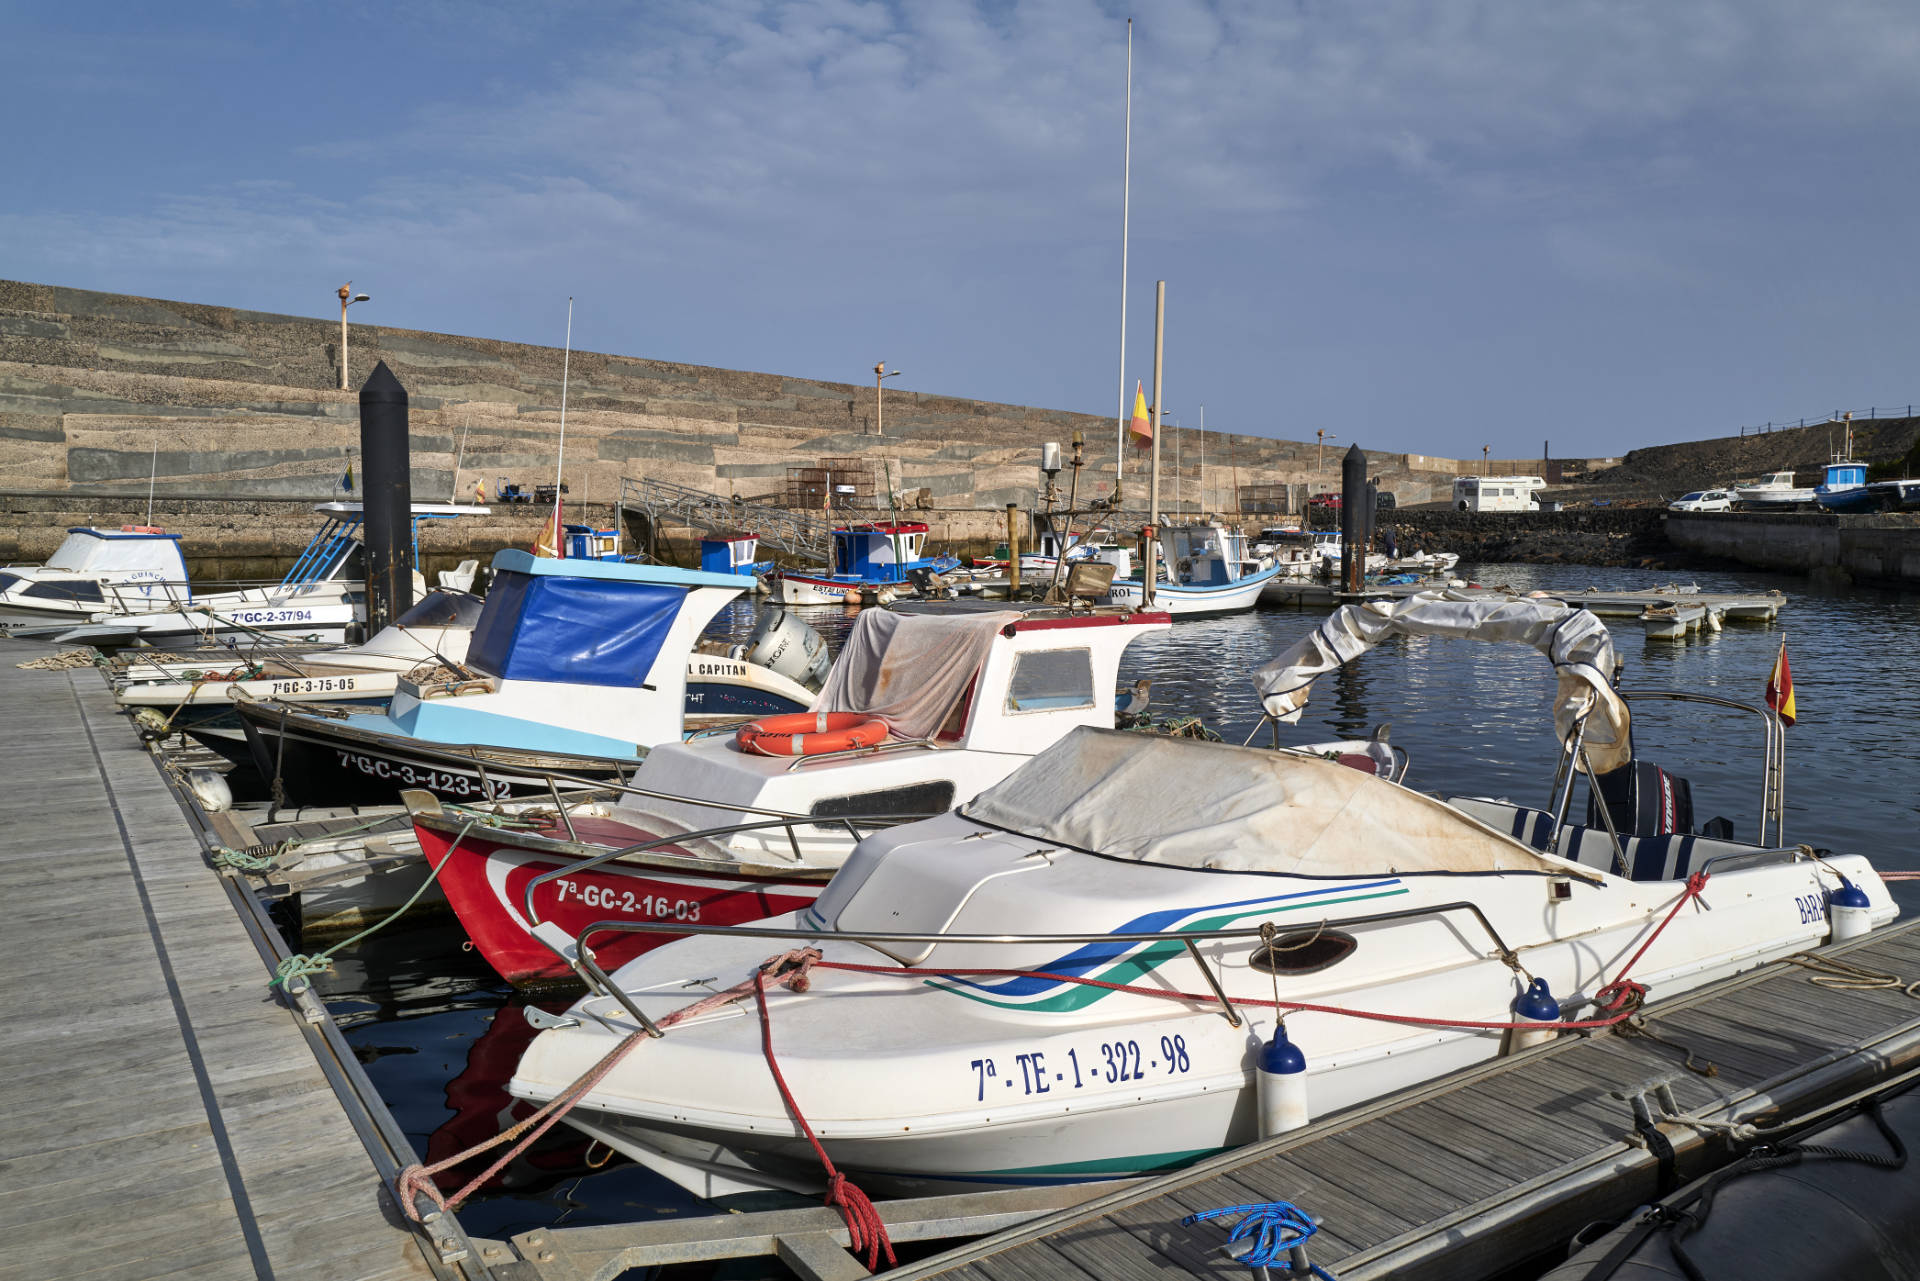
[358,360,414,634]
[1339,443,1366,592]
[1363,477,1379,559]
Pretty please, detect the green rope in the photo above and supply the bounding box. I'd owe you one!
[272,818,477,994]
[210,844,280,873]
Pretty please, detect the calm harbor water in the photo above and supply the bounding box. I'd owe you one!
[316,561,1920,1244]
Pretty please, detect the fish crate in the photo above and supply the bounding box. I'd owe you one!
[1238,482,1296,516]
[787,457,875,510]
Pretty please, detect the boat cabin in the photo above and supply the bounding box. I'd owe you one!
[564,525,623,560]
[1160,522,1255,585]
[700,533,768,576]
[349,550,751,759]
[0,527,188,612]
[831,523,930,580]
[610,600,1172,860]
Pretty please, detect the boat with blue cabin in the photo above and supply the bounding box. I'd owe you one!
[231,550,813,806]
[1814,457,1873,512]
[776,522,960,606]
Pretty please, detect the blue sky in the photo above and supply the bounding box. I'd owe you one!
[5,1,1919,459]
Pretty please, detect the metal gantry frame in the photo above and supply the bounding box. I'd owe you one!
[617,475,835,563]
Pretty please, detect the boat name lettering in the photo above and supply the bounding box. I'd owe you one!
[693,660,743,677]
[549,879,702,921]
[1795,890,1831,924]
[972,1035,1190,1101]
[331,751,511,798]
[231,609,314,624]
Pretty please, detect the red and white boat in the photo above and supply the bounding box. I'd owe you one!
[407,601,1169,984]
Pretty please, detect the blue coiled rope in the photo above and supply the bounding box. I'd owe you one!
[1181,1201,1337,1278]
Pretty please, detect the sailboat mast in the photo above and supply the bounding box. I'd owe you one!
[553,297,573,553]
[1115,17,1134,486]
[1150,280,1164,525]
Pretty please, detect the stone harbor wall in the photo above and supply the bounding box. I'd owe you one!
[1389,508,1676,568]
[1665,511,1920,585]
[0,279,1590,527]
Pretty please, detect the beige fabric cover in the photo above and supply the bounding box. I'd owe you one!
[1251,591,1631,775]
[961,726,1595,879]
[813,608,1009,740]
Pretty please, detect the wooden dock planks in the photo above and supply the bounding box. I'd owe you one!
[884,920,1920,1281]
[0,640,439,1281]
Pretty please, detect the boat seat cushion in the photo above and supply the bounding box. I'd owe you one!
[1447,797,1558,853]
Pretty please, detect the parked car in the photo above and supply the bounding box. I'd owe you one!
[1669,489,1735,512]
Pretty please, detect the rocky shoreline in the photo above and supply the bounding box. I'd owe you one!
[1388,509,1719,571]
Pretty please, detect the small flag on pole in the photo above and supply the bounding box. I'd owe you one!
[1129,381,1152,451]
[474,477,487,503]
[532,495,565,558]
[1765,638,1796,726]
[340,462,354,492]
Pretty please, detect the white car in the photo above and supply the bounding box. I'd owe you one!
[1669,489,1735,512]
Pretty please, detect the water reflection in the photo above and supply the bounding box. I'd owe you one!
[319,560,1920,1232]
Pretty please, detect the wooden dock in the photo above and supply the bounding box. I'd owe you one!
[882,921,1920,1281]
[0,639,456,1281]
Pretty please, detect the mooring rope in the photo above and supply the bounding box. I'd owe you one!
[1183,1201,1336,1278]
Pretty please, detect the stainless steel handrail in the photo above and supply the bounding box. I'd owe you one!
[1617,688,1786,847]
[562,898,1527,1039]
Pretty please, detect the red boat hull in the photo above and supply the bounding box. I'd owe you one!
[417,818,826,985]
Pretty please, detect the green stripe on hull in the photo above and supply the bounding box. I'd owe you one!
[931,886,1412,1012]
[978,1146,1225,1177]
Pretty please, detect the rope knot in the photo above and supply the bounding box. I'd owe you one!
[759,945,824,993]
[1596,978,1648,1014]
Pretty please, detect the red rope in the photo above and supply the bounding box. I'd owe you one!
[1593,871,1709,1013]
[754,967,897,1271]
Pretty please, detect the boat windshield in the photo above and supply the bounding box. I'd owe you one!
[396,590,485,629]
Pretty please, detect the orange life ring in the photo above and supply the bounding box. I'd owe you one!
[734,711,889,757]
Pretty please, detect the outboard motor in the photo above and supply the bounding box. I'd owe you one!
[1587,760,1693,838]
[744,605,831,691]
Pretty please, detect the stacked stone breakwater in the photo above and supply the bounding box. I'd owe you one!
[1389,509,1674,568]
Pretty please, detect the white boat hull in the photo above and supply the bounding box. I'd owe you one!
[1105,563,1281,617]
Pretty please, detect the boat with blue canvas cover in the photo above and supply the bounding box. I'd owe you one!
[0,526,188,623]
[231,550,810,806]
[776,522,960,605]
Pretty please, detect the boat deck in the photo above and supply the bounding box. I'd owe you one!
[0,638,447,1281]
[884,919,1920,1281]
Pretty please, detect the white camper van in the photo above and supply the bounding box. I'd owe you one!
[1453,475,1546,513]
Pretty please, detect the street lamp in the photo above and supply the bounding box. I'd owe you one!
[337,282,371,390]
[1316,428,1337,473]
[1482,444,1490,476]
[873,362,902,435]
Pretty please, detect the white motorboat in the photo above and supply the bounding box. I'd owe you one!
[510,593,1895,1199]
[1106,522,1282,617]
[17,502,489,647]
[0,526,188,623]
[1732,471,1815,510]
[404,599,1171,984]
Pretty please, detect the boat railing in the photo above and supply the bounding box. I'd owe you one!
[1614,688,1786,848]
[557,897,1530,1041]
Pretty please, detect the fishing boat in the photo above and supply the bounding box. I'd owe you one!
[1814,458,1873,513]
[404,599,1171,985]
[1106,522,1282,617]
[508,593,1895,1198]
[115,588,818,759]
[775,523,960,606]
[700,533,774,581]
[12,503,487,647]
[1732,471,1816,511]
[230,550,809,807]
[0,525,189,623]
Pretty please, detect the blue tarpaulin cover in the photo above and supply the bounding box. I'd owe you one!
[467,570,687,686]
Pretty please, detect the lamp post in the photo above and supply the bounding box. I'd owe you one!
[1482,445,1490,476]
[1317,428,1336,473]
[337,282,371,390]
[873,361,902,435]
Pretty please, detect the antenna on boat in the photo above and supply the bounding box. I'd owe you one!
[145,435,158,527]
[1113,17,1134,494]
[552,297,574,556]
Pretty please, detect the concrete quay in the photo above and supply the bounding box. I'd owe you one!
[1666,510,1920,586]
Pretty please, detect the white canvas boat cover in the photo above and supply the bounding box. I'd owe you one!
[1251,591,1631,774]
[42,530,184,576]
[813,608,1009,740]
[961,726,1594,878]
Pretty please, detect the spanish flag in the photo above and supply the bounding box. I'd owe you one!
[1766,638,1796,726]
[532,496,565,558]
[1129,381,1152,451]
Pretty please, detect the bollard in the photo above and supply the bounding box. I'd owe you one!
[1006,503,1021,597]
[1338,444,1366,592]
[358,361,415,633]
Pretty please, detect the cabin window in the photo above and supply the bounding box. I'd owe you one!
[1004,648,1095,713]
[1249,929,1357,976]
[23,579,102,603]
[811,780,956,821]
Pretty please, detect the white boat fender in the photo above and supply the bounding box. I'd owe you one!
[1829,877,1874,941]
[1256,1023,1310,1137]
[186,767,233,813]
[1508,976,1561,1053]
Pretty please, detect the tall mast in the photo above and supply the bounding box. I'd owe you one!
[1115,18,1134,488]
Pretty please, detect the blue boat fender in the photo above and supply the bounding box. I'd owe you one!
[1508,976,1561,1053]
[1256,1022,1310,1137]
[1829,876,1874,942]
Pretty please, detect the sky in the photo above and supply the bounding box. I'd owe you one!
[4,0,1919,460]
